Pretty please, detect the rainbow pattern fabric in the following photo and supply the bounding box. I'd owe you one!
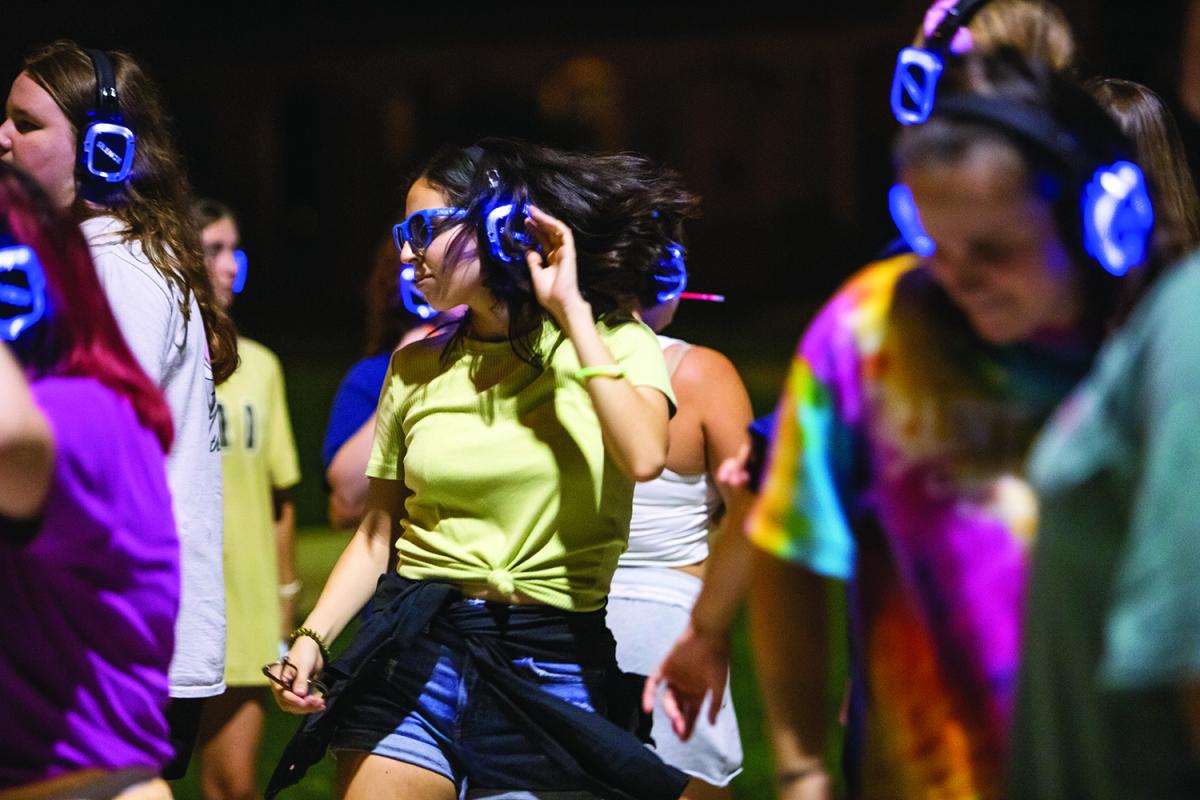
[749,255,1092,799]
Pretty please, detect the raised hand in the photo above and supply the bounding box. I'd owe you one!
[523,204,589,326]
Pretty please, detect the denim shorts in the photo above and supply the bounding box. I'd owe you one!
[330,599,607,799]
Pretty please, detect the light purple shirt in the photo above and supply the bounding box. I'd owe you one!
[0,377,179,787]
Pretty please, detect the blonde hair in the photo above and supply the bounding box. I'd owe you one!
[915,0,1075,71]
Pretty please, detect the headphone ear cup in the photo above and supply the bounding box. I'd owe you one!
[485,202,537,263]
[0,243,48,342]
[1081,161,1155,277]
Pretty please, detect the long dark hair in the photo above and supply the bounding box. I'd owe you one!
[23,40,238,384]
[894,49,1173,332]
[1085,77,1200,264]
[416,138,700,364]
[2,162,172,451]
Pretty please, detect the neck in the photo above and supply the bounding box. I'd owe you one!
[465,298,510,341]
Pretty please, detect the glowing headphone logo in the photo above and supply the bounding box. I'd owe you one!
[1083,161,1154,277]
[82,49,136,184]
[0,241,47,342]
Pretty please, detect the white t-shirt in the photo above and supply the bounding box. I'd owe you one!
[83,215,226,698]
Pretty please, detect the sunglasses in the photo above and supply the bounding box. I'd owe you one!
[261,658,328,700]
[393,208,467,253]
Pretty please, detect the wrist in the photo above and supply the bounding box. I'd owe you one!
[556,298,594,332]
[290,626,332,665]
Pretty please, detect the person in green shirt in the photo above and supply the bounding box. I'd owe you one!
[268,140,699,800]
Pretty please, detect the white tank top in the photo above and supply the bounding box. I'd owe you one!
[620,335,721,568]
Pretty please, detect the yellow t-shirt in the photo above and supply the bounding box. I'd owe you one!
[216,338,301,685]
[366,316,675,611]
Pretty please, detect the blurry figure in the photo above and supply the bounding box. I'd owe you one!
[191,200,301,800]
[0,162,177,799]
[0,40,237,778]
[322,235,459,531]
[607,259,753,799]
[1086,77,1200,261]
[747,50,1169,799]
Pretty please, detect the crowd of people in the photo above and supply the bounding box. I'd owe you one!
[2,1,1200,798]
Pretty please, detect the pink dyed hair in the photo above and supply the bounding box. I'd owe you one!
[1,162,173,452]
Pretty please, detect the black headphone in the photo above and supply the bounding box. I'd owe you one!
[891,0,992,125]
[892,87,1155,276]
[80,48,135,184]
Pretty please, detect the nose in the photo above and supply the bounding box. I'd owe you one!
[399,240,417,264]
[0,118,14,157]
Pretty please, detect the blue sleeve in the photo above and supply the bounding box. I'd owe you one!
[321,354,391,469]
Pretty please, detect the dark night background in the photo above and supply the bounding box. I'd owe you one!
[5,4,1197,797]
[4,1,1194,525]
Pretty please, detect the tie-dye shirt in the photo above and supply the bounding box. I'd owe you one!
[748,255,1091,799]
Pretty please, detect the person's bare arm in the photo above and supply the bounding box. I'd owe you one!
[270,477,408,714]
[751,550,836,800]
[525,206,669,481]
[325,414,377,529]
[274,489,298,640]
[0,343,53,522]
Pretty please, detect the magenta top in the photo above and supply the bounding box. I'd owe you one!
[0,376,179,787]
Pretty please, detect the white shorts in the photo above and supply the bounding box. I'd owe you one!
[606,566,743,787]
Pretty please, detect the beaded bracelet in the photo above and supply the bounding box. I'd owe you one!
[289,626,332,665]
[574,364,626,382]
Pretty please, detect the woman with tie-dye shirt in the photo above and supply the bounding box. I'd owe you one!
[745,52,1185,799]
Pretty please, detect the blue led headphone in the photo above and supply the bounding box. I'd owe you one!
[398,264,436,319]
[653,241,688,303]
[231,248,249,294]
[890,93,1155,277]
[484,200,537,264]
[81,49,136,184]
[0,229,48,342]
[891,0,991,125]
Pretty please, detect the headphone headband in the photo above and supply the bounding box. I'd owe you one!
[83,48,120,122]
[927,0,991,49]
[932,92,1093,176]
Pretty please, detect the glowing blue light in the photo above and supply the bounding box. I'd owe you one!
[888,184,936,257]
[1083,160,1154,277]
[0,243,47,341]
[232,249,248,294]
[654,242,688,304]
[398,265,435,320]
[82,122,136,183]
[890,47,945,126]
[485,202,535,263]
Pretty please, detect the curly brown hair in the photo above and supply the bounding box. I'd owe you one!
[23,40,238,384]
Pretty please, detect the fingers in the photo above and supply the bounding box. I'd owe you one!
[660,686,691,741]
[525,205,576,258]
[643,670,662,715]
[708,672,728,726]
[716,443,752,489]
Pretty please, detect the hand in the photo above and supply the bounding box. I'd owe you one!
[523,205,589,326]
[266,636,327,715]
[642,621,731,741]
[776,768,835,800]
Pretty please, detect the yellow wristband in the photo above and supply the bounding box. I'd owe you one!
[574,364,626,382]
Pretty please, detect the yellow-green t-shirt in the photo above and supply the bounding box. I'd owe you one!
[366,316,675,611]
[216,337,301,685]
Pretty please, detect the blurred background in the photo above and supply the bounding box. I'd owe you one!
[5,2,1198,796]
